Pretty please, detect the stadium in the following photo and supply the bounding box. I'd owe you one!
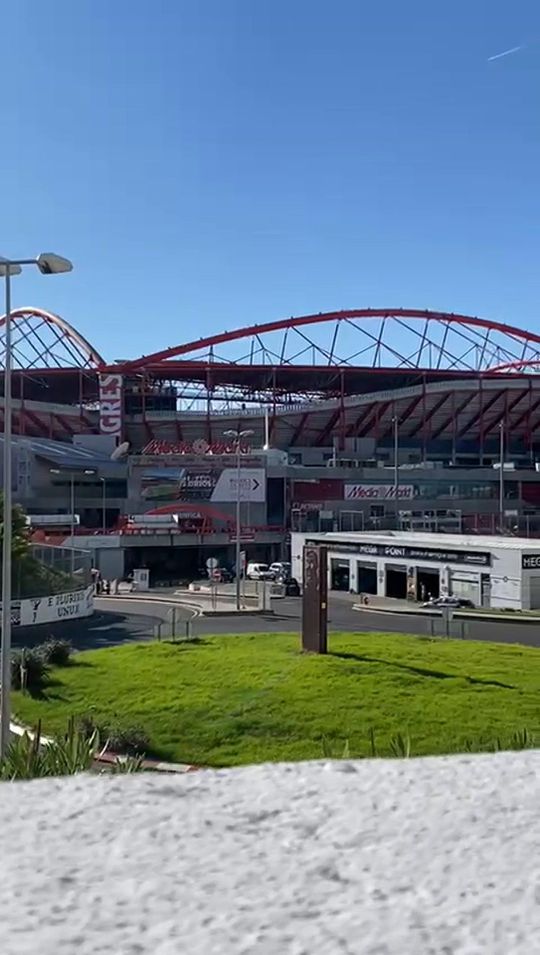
[3,305,540,455]
[4,305,540,589]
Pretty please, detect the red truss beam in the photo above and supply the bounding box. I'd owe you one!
[118,309,540,372]
[457,390,504,439]
[378,393,425,440]
[431,393,475,441]
[356,400,394,438]
[289,412,310,446]
[0,307,104,369]
[406,392,450,439]
[484,390,529,435]
[316,410,340,447]
[512,395,540,432]
[346,403,375,437]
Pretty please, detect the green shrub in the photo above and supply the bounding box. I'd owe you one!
[38,639,73,666]
[0,718,144,780]
[78,714,150,756]
[10,649,48,693]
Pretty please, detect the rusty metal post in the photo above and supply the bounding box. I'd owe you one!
[301,545,328,654]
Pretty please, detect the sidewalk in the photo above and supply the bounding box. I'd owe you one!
[352,594,540,623]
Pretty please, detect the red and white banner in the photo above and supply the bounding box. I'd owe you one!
[344,484,414,501]
[99,374,123,438]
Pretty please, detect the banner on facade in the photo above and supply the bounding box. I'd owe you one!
[136,462,266,504]
[99,374,123,438]
[211,468,266,503]
[344,484,414,501]
[18,586,94,626]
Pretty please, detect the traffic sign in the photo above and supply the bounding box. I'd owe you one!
[206,557,219,570]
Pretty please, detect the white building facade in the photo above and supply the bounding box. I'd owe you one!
[291,531,540,610]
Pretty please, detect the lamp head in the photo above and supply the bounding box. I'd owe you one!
[36,252,73,275]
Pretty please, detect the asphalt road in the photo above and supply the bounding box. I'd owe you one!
[12,595,540,651]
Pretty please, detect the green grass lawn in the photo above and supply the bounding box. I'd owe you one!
[12,632,540,766]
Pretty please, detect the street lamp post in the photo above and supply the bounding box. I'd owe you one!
[224,428,254,610]
[0,252,72,758]
[100,477,107,532]
[50,467,95,574]
[499,421,505,532]
[393,414,399,527]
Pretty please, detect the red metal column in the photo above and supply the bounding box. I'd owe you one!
[20,374,25,436]
[271,368,277,445]
[339,370,345,451]
[141,374,147,435]
[78,369,84,424]
[421,376,427,462]
[478,379,484,465]
[206,368,212,442]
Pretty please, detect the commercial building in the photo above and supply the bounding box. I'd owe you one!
[291,530,540,610]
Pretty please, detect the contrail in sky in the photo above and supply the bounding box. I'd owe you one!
[487,45,523,62]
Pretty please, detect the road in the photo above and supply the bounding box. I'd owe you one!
[11,595,540,651]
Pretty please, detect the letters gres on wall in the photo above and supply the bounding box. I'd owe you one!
[99,374,123,438]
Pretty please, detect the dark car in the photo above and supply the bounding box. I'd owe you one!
[284,577,301,597]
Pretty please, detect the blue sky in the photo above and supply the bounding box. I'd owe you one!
[2,0,539,361]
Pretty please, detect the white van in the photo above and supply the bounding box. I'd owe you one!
[246,562,272,580]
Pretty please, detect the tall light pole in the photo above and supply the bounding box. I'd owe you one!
[50,467,95,573]
[499,420,505,532]
[224,428,254,610]
[393,414,399,528]
[100,477,107,532]
[0,252,72,757]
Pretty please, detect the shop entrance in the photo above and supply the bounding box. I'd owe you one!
[385,564,407,599]
[357,561,377,595]
[416,567,440,602]
[331,558,350,591]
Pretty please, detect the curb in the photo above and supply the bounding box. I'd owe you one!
[97,594,272,617]
[9,721,201,775]
[352,604,540,624]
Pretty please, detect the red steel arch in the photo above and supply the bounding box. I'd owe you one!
[119,308,540,372]
[0,306,104,369]
[489,359,540,373]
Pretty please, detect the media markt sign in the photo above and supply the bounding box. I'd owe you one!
[344,484,414,501]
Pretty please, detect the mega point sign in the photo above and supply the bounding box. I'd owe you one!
[99,374,123,438]
[344,484,415,501]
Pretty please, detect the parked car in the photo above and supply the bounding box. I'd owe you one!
[269,561,292,580]
[421,595,475,609]
[217,566,236,583]
[246,562,273,580]
[284,576,300,597]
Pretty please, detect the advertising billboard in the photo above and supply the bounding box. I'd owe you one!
[344,484,414,501]
[133,457,267,505]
